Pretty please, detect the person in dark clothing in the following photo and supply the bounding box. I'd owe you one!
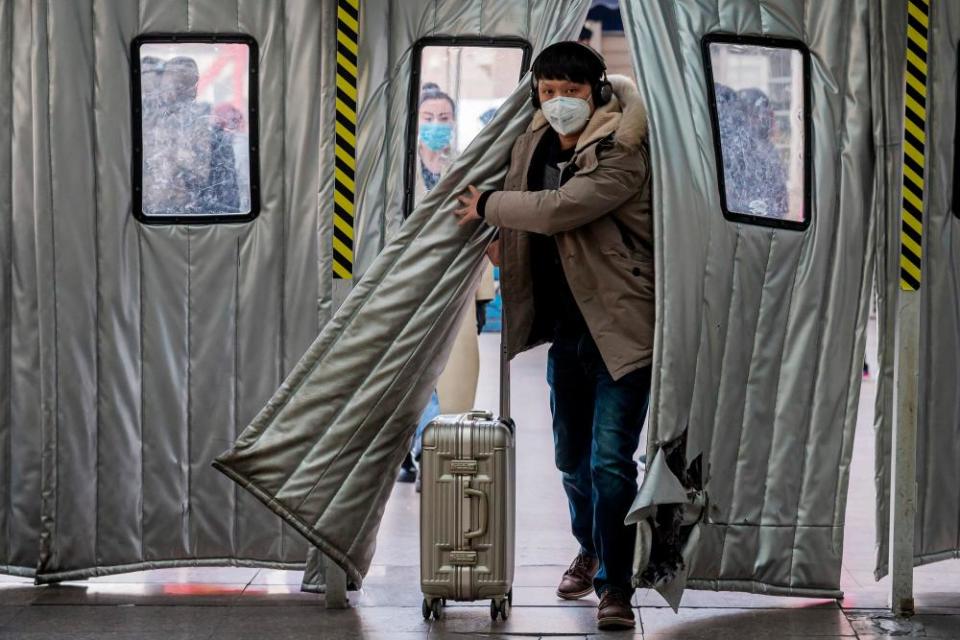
[737,87,788,217]
[454,42,653,631]
[141,56,239,216]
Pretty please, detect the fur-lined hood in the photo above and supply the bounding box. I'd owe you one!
[528,74,649,152]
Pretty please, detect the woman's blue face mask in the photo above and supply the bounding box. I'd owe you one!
[419,123,454,152]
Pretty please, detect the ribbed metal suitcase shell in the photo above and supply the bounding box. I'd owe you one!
[420,411,515,605]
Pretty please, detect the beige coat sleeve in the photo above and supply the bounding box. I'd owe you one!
[483,143,645,236]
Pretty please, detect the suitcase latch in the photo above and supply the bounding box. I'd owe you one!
[450,459,479,475]
[449,550,478,565]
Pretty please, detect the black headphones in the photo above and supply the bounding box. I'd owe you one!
[529,41,613,109]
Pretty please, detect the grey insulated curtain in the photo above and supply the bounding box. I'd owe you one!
[215,0,591,587]
[622,0,876,603]
[1,0,334,582]
[1,0,42,578]
[874,1,960,578]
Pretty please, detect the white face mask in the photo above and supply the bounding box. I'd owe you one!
[541,96,592,136]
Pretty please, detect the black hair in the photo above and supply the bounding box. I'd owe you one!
[532,41,604,85]
[578,26,593,42]
[419,82,456,118]
[713,83,737,105]
[141,56,164,74]
[737,87,770,110]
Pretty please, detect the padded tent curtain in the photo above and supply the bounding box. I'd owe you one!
[0,0,44,578]
[622,0,876,603]
[214,0,590,588]
[875,1,960,578]
[303,0,581,591]
[0,0,343,582]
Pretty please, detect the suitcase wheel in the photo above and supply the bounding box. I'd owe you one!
[490,597,510,621]
[423,597,444,620]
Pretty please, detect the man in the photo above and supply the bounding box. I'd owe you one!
[454,41,653,631]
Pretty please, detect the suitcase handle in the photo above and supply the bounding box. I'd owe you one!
[464,487,488,539]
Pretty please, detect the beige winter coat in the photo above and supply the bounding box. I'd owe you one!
[417,144,496,412]
[484,75,653,380]
[436,260,495,413]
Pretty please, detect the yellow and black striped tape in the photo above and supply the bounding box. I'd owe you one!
[333,0,359,280]
[899,0,929,291]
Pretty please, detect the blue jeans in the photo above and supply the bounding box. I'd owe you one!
[411,390,440,461]
[547,328,651,595]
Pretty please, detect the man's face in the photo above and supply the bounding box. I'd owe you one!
[538,78,594,114]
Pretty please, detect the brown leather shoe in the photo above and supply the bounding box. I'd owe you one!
[597,587,636,630]
[556,553,598,600]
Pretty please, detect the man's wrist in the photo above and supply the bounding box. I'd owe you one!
[477,190,495,219]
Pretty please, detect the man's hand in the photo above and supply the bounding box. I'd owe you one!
[454,185,482,226]
[486,239,501,267]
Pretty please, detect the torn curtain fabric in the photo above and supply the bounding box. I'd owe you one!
[622,0,877,606]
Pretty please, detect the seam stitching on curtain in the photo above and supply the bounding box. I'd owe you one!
[777,0,813,578]
[4,0,13,567]
[186,230,193,557]
[138,228,145,559]
[318,0,330,325]
[707,521,840,529]
[755,232,799,533]
[710,228,743,574]
[786,0,855,588]
[377,0,394,254]
[524,0,529,42]
[233,237,240,557]
[725,235,776,533]
[803,0,808,51]
[92,0,103,570]
[136,0,145,564]
[280,0,289,560]
[233,0,240,562]
[44,0,63,572]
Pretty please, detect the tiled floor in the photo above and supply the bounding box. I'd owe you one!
[3,325,960,638]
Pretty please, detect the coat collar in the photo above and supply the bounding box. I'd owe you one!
[527,75,648,153]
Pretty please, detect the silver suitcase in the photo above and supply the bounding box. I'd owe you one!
[420,336,514,621]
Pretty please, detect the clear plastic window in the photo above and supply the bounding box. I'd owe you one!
[704,36,810,228]
[133,36,258,223]
[407,41,530,213]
